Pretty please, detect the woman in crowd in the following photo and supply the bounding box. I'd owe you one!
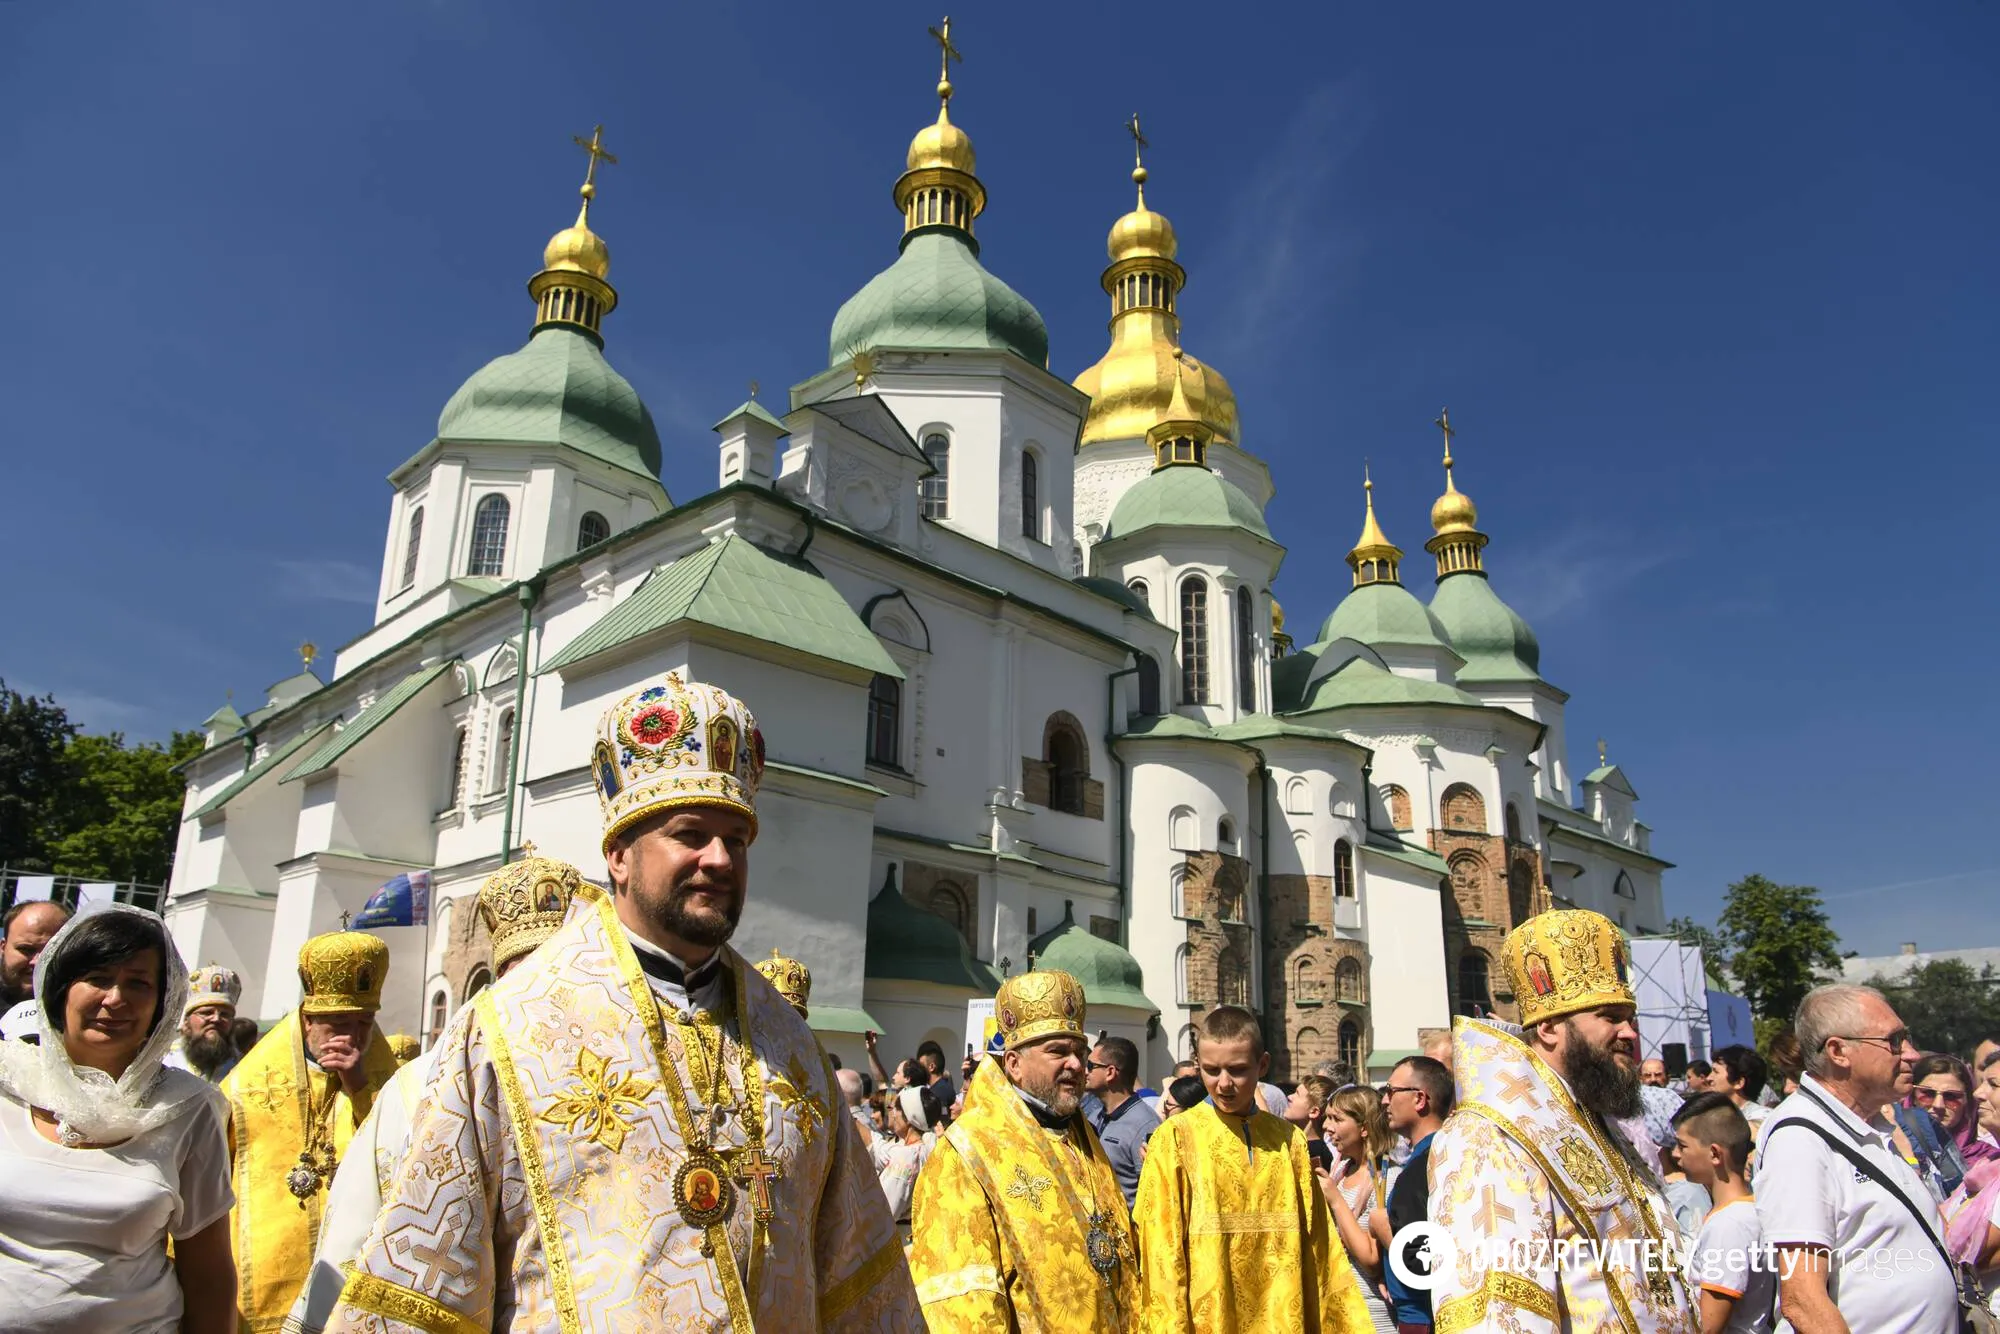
[1918,1053,1999,1169]
[1318,1083,1397,1334]
[1767,1029,1804,1100]
[1942,1050,2000,1313]
[877,1083,944,1244]
[1894,1052,1975,1199]
[1160,1072,1207,1118]
[0,904,235,1333]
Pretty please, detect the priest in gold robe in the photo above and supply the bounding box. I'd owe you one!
[222,930,399,1333]
[326,674,919,1332]
[285,853,588,1334]
[908,968,1140,1332]
[1428,909,1699,1332]
[1133,1003,1373,1333]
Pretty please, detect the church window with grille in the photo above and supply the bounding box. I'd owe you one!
[488,708,515,793]
[400,506,424,589]
[1021,450,1040,540]
[920,434,950,519]
[1457,951,1492,1015]
[446,726,469,809]
[1338,1019,1360,1067]
[1045,715,1089,815]
[866,674,901,768]
[1235,587,1256,711]
[576,510,610,551]
[467,494,511,576]
[1334,839,1355,898]
[1179,575,1210,704]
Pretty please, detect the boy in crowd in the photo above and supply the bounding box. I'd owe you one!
[1674,1092,1775,1334]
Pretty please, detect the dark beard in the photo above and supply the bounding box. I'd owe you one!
[654,878,742,948]
[1564,1021,1642,1119]
[186,1030,236,1078]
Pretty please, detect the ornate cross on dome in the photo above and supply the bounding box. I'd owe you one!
[571,125,618,195]
[1435,407,1455,466]
[929,16,962,82]
[1128,112,1147,165]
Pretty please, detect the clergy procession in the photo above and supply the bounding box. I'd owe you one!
[0,672,1734,1334]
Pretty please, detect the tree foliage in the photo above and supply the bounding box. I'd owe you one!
[0,681,78,870]
[1666,916,1731,976]
[1716,873,1842,1027]
[1865,959,2000,1058]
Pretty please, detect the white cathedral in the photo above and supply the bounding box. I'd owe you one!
[164,60,1671,1083]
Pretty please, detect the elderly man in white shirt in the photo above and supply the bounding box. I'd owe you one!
[1757,983,1960,1334]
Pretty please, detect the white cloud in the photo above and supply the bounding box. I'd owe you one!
[274,558,376,605]
[1503,524,1684,623]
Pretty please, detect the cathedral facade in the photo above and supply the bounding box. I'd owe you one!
[163,53,1670,1082]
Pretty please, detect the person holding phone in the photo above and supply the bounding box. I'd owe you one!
[1317,1083,1397,1333]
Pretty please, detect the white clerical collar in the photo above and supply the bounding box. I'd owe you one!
[621,926,726,1011]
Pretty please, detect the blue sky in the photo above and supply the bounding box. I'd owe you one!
[4,4,1993,955]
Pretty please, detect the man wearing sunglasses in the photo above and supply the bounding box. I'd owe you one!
[1757,983,1958,1334]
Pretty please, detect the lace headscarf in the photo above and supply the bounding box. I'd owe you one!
[0,901,219,1144]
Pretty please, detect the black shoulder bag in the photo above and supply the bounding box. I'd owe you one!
[1766,1116,1998,1334]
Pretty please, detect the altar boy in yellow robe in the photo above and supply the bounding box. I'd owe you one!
[1133,1004,1374,1333]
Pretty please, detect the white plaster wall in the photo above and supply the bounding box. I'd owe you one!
[1360,855,1451,1056]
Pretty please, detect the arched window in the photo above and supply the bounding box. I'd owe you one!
[1614,871,1637,899]
[928,880,972,943]
[1448,851,1487,918]
[1293,956,1323,1003]
[1284,776,1312,815]
[1174,944,1191,1005]
[426,989,448,1042]
[576,510,610,551]
[465,966,493,999]
[446,726,469,809]
[1169,864,1187,917]
[1168,805,1198,853]
[467,494,511,576]
[1509,862,1534,924]
[1217,946,1250,1007]
[1505,801,1523,843]
[1179,576,1210,704]
[1217,817,1236,849]
[1127,578,1149,605]
[1338,1019,1360,1067]
[920,433,950,519]
[1384,784,1413,831]
[488,708,515,792]
[1336,956,1364,1003]
[1458,951,1491,1015]
[866,674,901,768]
[1334,839,1355,899]
[1136,653,1162,716]
[1293,829,1312,869]
[400,505,424,589]
[1044,714,1089,815]
[1297,1026,1322,1062]
[1235,587,1257,711]
[1441,783,1487,833]
[1021,450,1040,540]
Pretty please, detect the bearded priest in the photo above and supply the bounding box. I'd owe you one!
[221,931,399,1333]
[1428,908,1700,1332]
[908,968,1140,1331]
[326,675,920,1332]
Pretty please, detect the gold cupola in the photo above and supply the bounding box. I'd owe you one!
[1074,117,1240,447]
[529,126,619,340]
[894,18,986,238]
[1423,407,1489,578]
[1145,349,1212,470]
[1347,467,1403,587]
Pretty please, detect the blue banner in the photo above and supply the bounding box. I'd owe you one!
[352,870,431,928]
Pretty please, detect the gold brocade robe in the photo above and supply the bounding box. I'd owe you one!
[325,884,920,1333]
[1428,1017,1699,1334]
[221,1008,399,1334]
[908,1057,1139,1332]
[1132,1100,1374,1334]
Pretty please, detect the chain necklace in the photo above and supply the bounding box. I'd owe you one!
[285,1072,340,1206]
[660,978,778,1256]
[1049,1119,1129,1288]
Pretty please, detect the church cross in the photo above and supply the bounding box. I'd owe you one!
[748,378,760,400]
[1597,738,1608,766]
[1434,408,1455,467]
[571,125,617,192]
[1128,112,1147,164]
[1495,1069,1538,1104]
[732,1142,783,1224]
[928,16,962,82]
[403,1222,469,1290]
[1474,1184,1515,1233]
[339,910,352,930]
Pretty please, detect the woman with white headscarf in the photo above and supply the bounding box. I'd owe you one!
[0,902,236,1332]
[878,1082,944,1243]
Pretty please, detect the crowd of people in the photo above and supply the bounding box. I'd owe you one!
[0,670,1995,1332]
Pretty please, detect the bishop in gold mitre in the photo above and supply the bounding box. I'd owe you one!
[220,929,399,1333]
[908,968,1140,1331]
[1133,1004,1374,1333]
[327,674,920,1332]
[287,853,587,1334]
[1428,909,1699,1332]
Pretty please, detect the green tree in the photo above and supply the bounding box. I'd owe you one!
[0,680,77,870]
[48,730,205,886]
[1716,873,1842,1028]
[1865,959,2000,1057]
[1666,916,1731,975]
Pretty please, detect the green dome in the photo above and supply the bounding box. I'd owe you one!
[437,327,662,481]
[1073,575,1154,619]
[1028,903,1155,1013]
[1104,466,1272,542]
[828,232,1049,369]
[865,876,1002,992]
[1317,580,1453,651]
[1429,573,1541,682]
[1292,654,1485,713]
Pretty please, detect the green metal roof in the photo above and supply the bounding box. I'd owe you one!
[865,878,1003,992]
[1429,573,1540,683]
[1027,903,1155,1014]
[1289,656,1485,713]
[201,702,244,734]
[829,231,1049,368]
[712,400,789,434]
[541,535,902,679]
[806,1005,885,1036]
[434,326,663,482]
[1317,581,1453,652]
[1116,713,1218,741]
[1362,831,1448,875]
[284,660,458,782]
[1211,715,1362,749]
[1104,465,1272,543]
[186,722,335,820]
[1072,575,1154,619]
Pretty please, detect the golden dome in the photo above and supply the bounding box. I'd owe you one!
[1271,598,1285,633]
[1107,167,1177,262]
[907,102,977,175]
[1430,480,1479,535]
[542,195,610,280]
[1355,474,1397,554]
[1077,337,1239,446]
[1348,470,1404,587]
